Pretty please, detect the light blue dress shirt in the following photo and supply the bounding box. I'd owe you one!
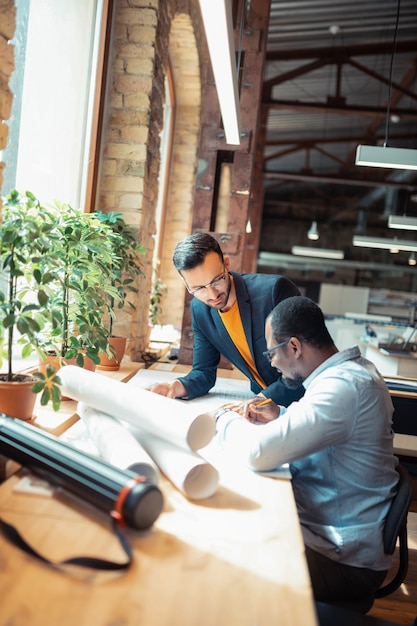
[216,346,399,570]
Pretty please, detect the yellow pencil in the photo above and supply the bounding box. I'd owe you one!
[256,397,273,407]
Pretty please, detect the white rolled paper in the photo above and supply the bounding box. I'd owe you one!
[77,403,160,484]
[129,426,219,500]
[59,366,216,451]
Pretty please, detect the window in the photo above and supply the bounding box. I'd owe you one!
[1,0,108,209]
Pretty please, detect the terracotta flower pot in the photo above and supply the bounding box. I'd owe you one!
[0,375,37,421]
[96,336,127,371]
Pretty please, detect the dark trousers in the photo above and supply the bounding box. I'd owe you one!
[305,546,387,613]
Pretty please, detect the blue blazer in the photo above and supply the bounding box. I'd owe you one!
[178,271,305,406]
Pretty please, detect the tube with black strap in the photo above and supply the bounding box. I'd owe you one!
[0,415,164,571]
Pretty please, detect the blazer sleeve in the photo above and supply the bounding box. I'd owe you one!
[176,300,221,399]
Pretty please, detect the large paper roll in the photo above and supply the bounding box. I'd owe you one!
[78,403,160,484]
[59,366,216,451]
[129,426,219,500]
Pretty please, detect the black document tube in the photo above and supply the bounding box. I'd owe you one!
[0,415,163,530]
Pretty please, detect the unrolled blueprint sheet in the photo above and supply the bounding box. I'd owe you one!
[128,368,256,410]
[128,369,291,479]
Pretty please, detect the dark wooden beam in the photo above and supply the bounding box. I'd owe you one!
[265,40,417,62]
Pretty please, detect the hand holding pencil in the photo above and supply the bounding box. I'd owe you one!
[215,396,280,424]
[235,396,279,424]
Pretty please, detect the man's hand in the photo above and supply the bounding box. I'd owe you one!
[147,379,187,399]
[240,397,280,423]
[216,396,280,423]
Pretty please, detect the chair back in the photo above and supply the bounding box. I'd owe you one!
[383,465,413,555]
[376,463,413,598]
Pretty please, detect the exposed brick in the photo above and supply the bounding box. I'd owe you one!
[118,158,146,176]
[105,143,147,160]
[125,57,153,76]
[0,2,16,40]
[119,193,143,210]
[127,0,158,9]
[118,8,157,26]
[124,92,150,109]
[0,120,9,148]
[0,84,13,120]
[109,108,149,126]
[121,125,148,144]
[117,43,155,59]
[102,159,118,176]
[0,38,14,77]
[128,25,157,44]
[115,73,153,95]
[102,175,144,193]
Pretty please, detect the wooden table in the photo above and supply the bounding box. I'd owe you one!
[0,360,318,626]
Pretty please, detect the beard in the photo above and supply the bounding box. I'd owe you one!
[208,273,232,311]
[281,372,304,389]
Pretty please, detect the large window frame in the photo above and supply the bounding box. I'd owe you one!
[1,0,111,211]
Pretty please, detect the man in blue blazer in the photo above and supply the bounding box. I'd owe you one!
[148,233,304,406]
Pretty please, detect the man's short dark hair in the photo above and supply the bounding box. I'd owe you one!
[269,296,334,349]
[173,233,224,272]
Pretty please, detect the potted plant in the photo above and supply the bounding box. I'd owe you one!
[36,203,122,365]
[94,211,145,370]
[34,202,124,395]
[0,190,60,419]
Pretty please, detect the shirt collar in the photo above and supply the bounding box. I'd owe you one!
[303,345,362,389]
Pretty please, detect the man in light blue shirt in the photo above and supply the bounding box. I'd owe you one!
[216,296,398,612]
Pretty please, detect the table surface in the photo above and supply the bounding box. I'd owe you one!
[0,360,318,626]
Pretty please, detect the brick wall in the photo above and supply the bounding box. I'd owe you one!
[0,0,16,214]
[97,0,174,358]
[97,0,208,356]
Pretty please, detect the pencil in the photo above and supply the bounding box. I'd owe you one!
[256,397,273,407]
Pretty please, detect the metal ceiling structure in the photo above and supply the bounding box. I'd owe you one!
[259,0,417,276]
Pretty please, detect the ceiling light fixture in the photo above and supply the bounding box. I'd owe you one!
[353,235,417,252]
[307,220,319,240]
[408,252,417,266]
[388,215,417,230]
[198,0,241,145]
[355,145,417,170]
[355,0,417,171]
[291,246,344,260]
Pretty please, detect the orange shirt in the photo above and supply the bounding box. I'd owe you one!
[218,299,266,389]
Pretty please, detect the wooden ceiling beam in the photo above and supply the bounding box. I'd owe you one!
[265,39,417,62]
[263,170,417,189]
[262,99,417,119]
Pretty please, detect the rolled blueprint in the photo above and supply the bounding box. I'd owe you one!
[59,366,216,451]
[78,403,159,484]
[129,426,219,500]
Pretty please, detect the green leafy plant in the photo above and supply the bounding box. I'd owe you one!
[95,211,145,351]
[32,203,126,407]
[149,270,167,326]
[0,190,63,415]
[0,190,57,380]
[36,203,122,359]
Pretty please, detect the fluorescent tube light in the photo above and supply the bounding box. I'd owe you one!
[198,0,241,145]
[291,246,344,260]
[388,215,417,231]
[353,235,417,252]
[355,145,417,170]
